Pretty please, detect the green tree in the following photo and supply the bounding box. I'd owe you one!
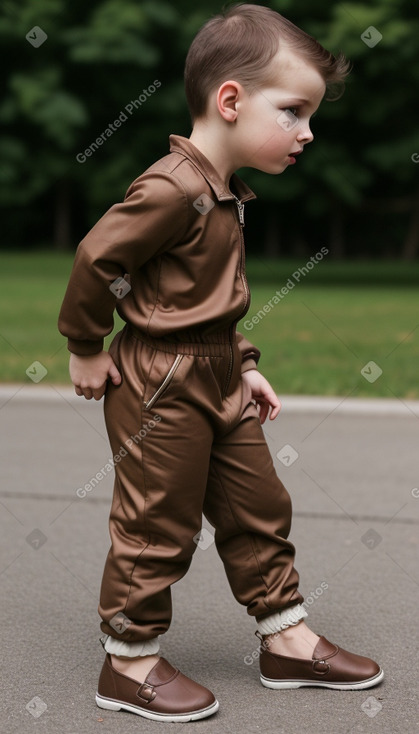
[0,0,183,248]
[1,0,418,256]
[245,0,419,257]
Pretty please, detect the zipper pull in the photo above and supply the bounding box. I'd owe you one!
[235,197,245,227]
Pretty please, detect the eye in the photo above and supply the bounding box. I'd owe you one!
[285,107,298,117]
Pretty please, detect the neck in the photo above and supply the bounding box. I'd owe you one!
[188,124,239,188]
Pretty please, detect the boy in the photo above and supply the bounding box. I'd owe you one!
[58,3,383,723]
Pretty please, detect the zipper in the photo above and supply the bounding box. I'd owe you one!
[222,196,250,398]
[223,331,234,399]
[234,196,245,226]
[144,354,184,410]
[234,196,250,321]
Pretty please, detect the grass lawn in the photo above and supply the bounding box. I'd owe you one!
[0,251,418,398]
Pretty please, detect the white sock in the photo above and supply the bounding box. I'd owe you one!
[102,634,160,657]
[257,604,308,636]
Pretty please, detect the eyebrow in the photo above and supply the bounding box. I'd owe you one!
[280,96,323,107]
[258,88,323,112]
[280,95,323,113]
[282,97,309,104]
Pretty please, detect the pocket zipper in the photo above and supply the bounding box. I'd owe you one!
[143,354,184,410]
[223,335,234,399]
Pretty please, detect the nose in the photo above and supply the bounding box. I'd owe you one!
[297,124,314,145]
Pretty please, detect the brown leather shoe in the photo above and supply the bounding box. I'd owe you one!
[96,654,219,722]
[259,635,384,690]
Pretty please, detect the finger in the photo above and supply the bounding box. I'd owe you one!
[82,388,93,400]
[269,403,281,420]
[108,362,122,385]
[74,386,83,397]
[92,386,106,401]
[263,389,281,415]
[265,386,280,407]
[258,401,269,424]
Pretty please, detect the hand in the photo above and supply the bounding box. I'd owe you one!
[241,369,281,424]
[69,351,122,400]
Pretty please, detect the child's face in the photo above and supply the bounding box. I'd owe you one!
[235,47,326,175]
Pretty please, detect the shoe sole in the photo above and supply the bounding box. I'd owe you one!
[260,668,384,690]
[95,693,219,722]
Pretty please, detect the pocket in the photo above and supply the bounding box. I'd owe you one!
[143,353,184,410]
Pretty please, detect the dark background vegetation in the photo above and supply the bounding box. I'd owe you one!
[1,0,419,258]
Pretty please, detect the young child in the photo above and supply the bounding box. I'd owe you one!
[58,3,383,723]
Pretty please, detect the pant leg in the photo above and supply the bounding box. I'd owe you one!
[98,325,303,644]
[98,328,215,643]
[203,365,304,622]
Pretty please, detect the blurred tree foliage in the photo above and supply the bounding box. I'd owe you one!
[1,0,418,256]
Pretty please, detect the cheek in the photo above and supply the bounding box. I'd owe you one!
[261,132,290,156]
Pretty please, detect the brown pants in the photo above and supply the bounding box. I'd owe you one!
[98,325,304,642]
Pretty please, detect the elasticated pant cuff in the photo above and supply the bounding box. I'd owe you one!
[256,604,308,635]
[102,634,160,657]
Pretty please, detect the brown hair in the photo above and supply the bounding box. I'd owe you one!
[184,3,350,122]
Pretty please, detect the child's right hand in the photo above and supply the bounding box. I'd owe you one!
[69,351,122,400]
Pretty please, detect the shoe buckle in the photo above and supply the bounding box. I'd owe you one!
[136,683,156,703]
[312,659,330,675]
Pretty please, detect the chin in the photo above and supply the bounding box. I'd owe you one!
[268,164,288,175]
[256,162,287,175]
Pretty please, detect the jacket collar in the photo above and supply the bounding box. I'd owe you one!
[169,134,257,203]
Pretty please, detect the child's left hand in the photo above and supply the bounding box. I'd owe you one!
[241,369,281,423]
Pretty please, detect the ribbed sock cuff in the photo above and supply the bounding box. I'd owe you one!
[256,604,308,636]
[101,634,160,657]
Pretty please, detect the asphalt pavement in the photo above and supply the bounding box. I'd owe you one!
[1,385,418,734]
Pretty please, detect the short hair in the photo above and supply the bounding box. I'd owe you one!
[184,3,351,122]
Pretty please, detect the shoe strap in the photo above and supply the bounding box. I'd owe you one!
[136,682,157,703]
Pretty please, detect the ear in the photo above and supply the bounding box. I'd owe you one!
[216,80,241,122]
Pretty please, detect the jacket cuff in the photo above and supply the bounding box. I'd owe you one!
[241,358,259,374]
[67,338,104,356]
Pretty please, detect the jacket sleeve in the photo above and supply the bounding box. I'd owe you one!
[236,331,260,373]
[58,172,189,355]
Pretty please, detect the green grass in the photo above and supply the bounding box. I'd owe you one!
[245,285,418,398]
[0,252,418,397]
[0,252,125,384]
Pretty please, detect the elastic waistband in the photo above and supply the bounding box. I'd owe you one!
[128,325,234,357]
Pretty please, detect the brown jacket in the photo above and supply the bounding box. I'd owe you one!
[58,134,260,372]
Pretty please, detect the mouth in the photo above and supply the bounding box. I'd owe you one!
[287,149,303,165]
